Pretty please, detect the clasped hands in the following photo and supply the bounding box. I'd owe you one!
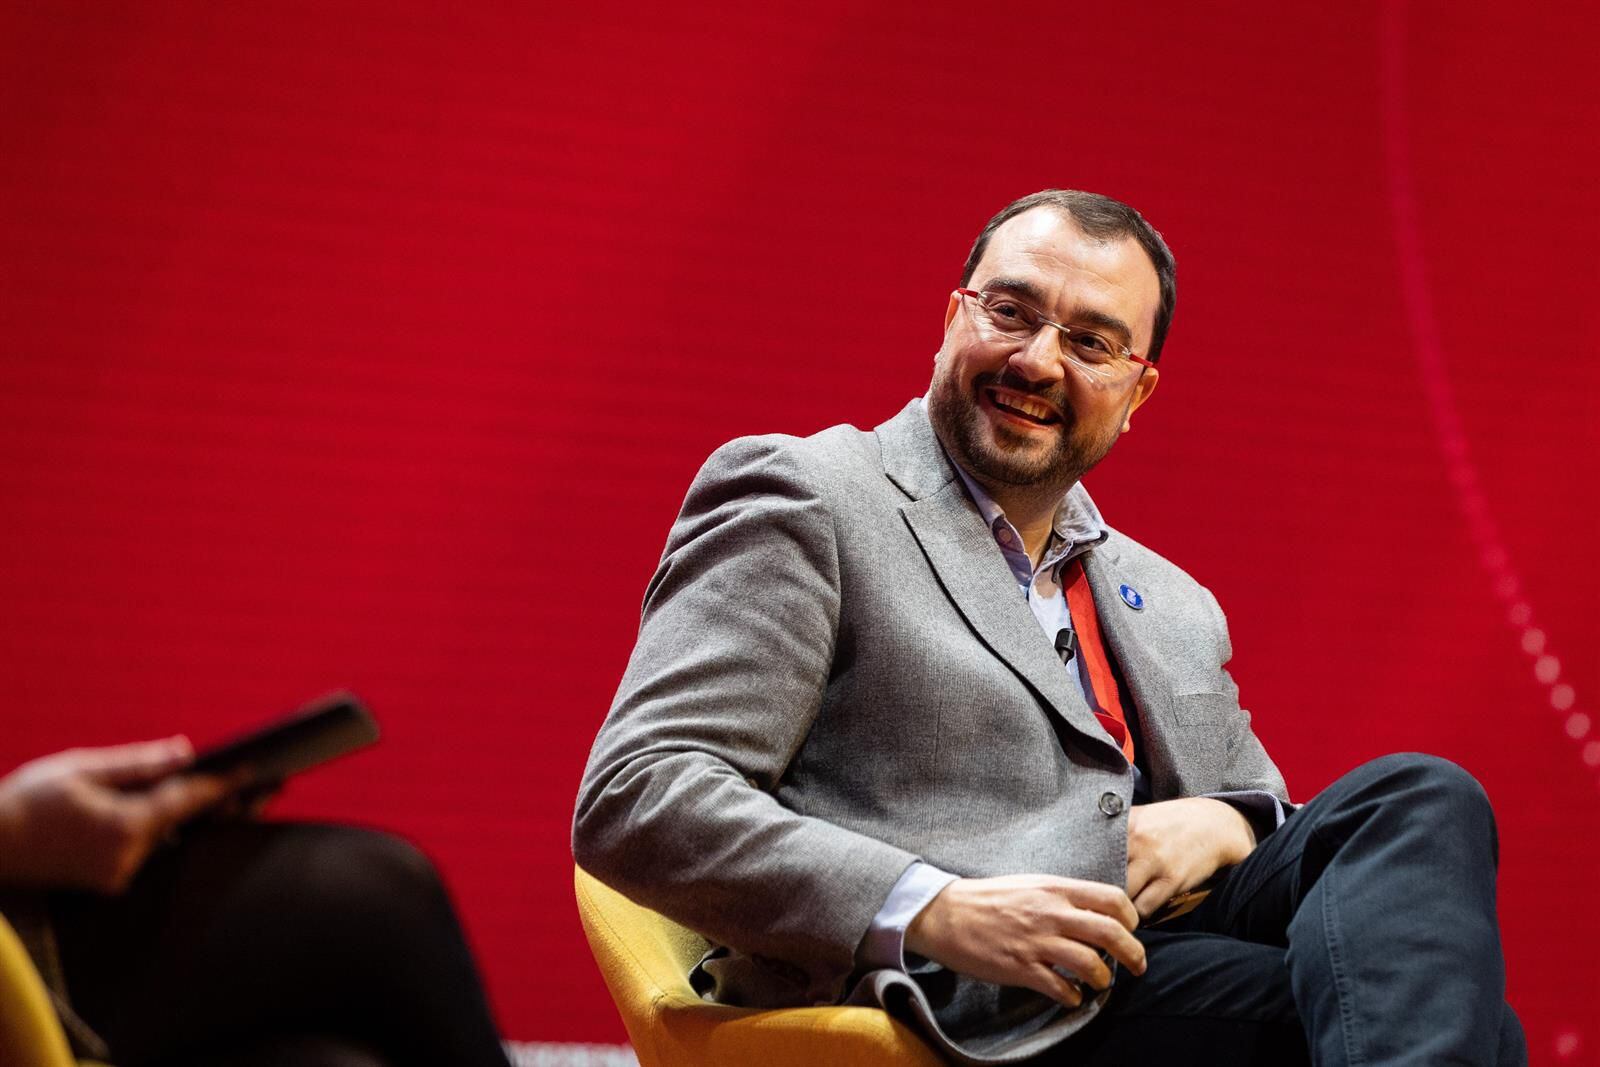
[904,797,1255,1007]
[0,737,244,894]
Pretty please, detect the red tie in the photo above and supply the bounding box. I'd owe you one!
[1062,558,1136,765]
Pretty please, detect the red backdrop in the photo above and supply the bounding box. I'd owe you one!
[3,1,1596,1060]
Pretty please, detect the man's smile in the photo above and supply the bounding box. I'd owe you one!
[981,385,1063,428]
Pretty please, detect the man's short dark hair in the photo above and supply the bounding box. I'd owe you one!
[960,190,1177,364]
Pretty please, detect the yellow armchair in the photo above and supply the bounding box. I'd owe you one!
[0,911,84,1067]
[574,866,944,1067]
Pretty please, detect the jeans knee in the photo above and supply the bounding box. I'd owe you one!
[1372,752,1487,801]
[1365,752,1495,837]
[1499,1001,1527,1066]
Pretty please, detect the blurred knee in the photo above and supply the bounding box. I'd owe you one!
[282,825,450,932]
[341,827,443,899]
[339,829,443,896]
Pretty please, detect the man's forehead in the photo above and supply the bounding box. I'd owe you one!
[972,207,1161,336]
[979,208,1147,280]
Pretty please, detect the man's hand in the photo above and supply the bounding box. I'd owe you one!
[904,874,1146,1008]
[1126,797,1256,919]
[0,737,236,893]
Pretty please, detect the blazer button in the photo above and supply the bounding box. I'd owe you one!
[1098,792,1124,817]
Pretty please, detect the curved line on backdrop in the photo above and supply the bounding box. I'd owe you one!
[1378,5,1594,776]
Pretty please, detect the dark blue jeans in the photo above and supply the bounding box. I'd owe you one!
[1063,754,1525,1066]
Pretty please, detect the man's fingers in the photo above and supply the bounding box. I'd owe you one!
[1056,879,1140,932]
[1055,909,1147,975]
[1040,937,1114,991]
[77,737,195,787]
[908,875,1151,998]
[1132,880,1178,920]
[1024,964,1084,1009]
[1124,859,1155,914]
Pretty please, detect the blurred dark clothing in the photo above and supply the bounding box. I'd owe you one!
[44,822,511,1067]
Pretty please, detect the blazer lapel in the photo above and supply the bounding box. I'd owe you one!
[876,402,1119,756]
[1081,544,1188,795]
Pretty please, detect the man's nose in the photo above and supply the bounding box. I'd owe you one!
[1006,325,1066,383]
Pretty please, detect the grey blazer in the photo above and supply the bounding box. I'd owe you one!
[574,400,1288,1064]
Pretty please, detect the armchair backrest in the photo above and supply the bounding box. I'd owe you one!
[574,866,711,1014]
[0,911,79,1067]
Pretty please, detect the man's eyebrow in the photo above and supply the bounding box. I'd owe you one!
[980,276,1135,344]
[978,276,1049,305]
[1066,307,1135,345]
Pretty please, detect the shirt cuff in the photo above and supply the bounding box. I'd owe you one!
[857,861,959,970]
[1202,789,1288,842]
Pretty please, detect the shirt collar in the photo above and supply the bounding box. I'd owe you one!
[916,397,1110,566]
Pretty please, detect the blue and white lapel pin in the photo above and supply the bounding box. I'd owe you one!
[1118,584,1144,610]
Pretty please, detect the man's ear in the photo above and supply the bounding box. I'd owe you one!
[943,292,961,331]
[1120,366,1160,433]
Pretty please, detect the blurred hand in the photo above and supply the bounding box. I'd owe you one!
[904,874,1145,1008]
[1125,797,1256,919]
[0,737,236,893]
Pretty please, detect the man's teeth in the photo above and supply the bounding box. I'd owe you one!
[990,391,1054,423]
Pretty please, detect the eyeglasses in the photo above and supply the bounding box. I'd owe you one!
[955,288,1155,370]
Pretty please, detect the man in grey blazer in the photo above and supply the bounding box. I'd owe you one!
[574,191,1521,1065]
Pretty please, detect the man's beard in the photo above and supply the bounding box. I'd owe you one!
[928,368,1118,492]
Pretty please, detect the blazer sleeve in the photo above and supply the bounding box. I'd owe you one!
[1200,583,1292,807]
[572,435,919,1001]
